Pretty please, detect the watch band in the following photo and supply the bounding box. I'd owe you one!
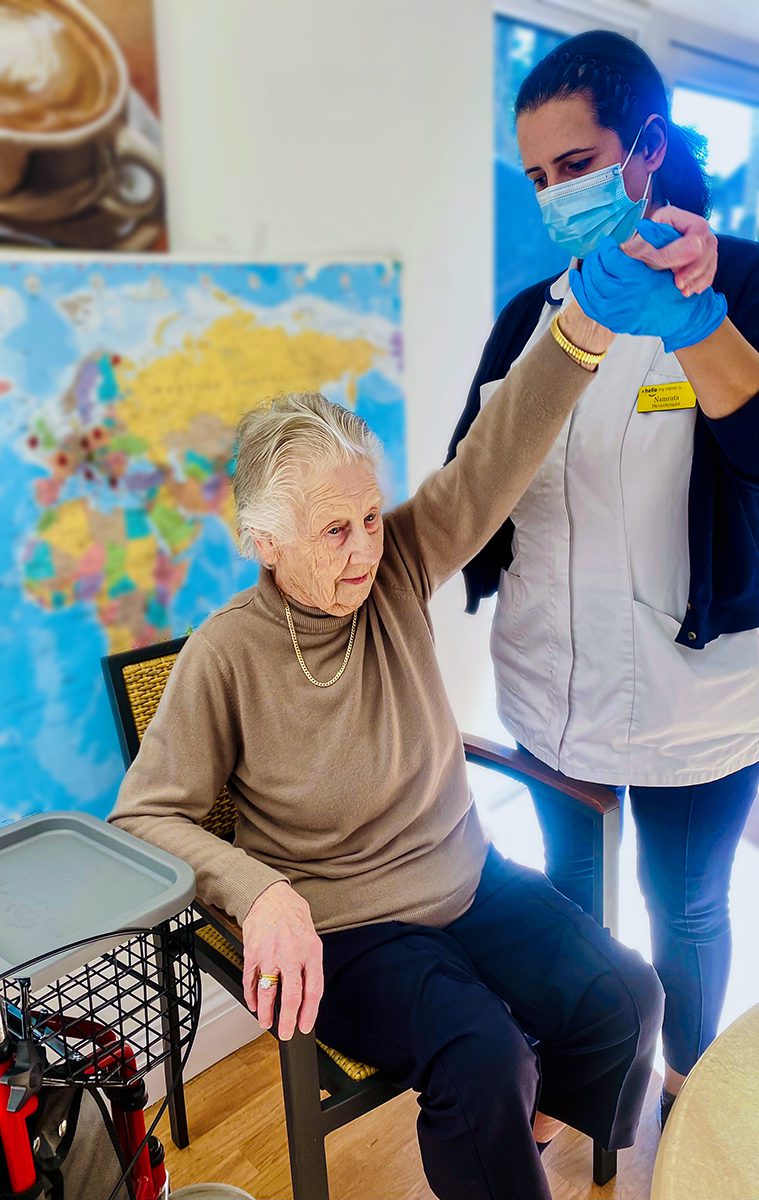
[550,313,607,368]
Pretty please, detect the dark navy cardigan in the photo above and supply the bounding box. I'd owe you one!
[446,234,759,650]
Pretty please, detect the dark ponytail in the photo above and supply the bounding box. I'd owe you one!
[515,30,711,218]
[656,123,710,215]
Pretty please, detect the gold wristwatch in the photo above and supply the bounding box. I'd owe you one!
[550,313,608,369]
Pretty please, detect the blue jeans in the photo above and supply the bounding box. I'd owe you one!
[522,748,759,1075]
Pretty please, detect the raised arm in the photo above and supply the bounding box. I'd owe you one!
[108,631,287,926]
[385,305,610,599]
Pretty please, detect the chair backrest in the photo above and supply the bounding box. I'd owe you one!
[101,637,238,841]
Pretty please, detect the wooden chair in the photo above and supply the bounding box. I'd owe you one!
[102,636,621,1196]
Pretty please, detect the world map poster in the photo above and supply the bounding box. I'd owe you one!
[0,259,406,823]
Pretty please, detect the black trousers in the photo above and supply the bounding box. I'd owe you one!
[317,846,664,1200]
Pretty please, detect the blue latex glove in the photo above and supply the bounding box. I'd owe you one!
[569,219,727,352]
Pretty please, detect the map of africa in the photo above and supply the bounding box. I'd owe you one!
[0,260,406,823]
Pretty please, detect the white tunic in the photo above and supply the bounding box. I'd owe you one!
[488,270,759,786]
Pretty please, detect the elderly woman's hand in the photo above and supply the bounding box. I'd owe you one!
[620,205,718,296]
[241,881,324,1040]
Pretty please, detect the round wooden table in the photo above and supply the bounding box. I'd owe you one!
[651,1004,759,1200]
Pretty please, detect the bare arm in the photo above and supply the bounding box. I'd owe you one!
[676,318,759,420]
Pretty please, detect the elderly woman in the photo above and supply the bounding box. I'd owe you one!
[109,299,663,1200]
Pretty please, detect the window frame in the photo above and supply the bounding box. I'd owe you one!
[648,14,759,107]
[493,1,759,105]
[492,0,643,42]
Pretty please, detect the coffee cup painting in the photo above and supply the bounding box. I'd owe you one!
[0,0,165,250]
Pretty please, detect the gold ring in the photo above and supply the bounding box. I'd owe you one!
[258,972,280,991]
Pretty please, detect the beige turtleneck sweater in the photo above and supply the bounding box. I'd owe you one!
[109,331,591,931]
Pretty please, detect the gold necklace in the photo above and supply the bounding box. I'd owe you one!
[280,592,359,688]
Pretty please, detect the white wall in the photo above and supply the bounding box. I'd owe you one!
[155,0,500,737]
[150,0,499,1085]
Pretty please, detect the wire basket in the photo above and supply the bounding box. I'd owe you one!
[1,908,201,1089]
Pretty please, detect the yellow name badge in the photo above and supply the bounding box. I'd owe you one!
[637,381,697,413]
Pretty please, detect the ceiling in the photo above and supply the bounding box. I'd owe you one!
[531,0,759,46]
[652,0,759,42]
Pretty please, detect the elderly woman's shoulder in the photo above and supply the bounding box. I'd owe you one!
[203,584,260,622]
[181,584,264,668]
[378,502,429,598]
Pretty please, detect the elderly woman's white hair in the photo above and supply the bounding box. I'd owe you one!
[233,392,384,561]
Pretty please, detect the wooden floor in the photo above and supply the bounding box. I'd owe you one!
[149,1035,662,1199]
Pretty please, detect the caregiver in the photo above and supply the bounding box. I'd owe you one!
[448,29,759,1129]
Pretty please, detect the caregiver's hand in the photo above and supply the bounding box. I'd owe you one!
[570,221,728,352]
[621,206,718,296]
[241,879,324,1039]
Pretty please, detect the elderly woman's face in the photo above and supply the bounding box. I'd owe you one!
[267,458,384,616]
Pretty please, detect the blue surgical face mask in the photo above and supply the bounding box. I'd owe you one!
[536,124,651,258]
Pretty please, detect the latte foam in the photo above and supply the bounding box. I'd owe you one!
[0,0,119,134]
